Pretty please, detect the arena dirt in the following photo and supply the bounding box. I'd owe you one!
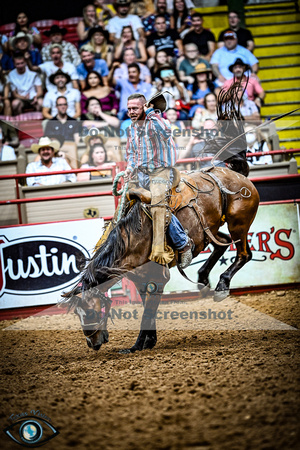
[0,289,299,450]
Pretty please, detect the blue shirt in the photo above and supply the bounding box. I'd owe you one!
[210,45,258,80]
[76,59,109,80]
[116,78,152,113]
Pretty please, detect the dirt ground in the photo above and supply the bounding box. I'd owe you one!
[0,289,299,450]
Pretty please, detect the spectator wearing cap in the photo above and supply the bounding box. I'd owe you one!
[1,32,42,73]
[218,11,254,52]
[142,0,171,37]
[42,69,81,119]
[182,12,216,62]
[107,0,145,44]
[178,43,211,84]
[41,25,80,67]
[76,45,109,90]
[222,58,265,109]
[32,44,79,92]
[77,4,99,48]
[146,14,183,67]
[26,136,76,186]
[87,26,114,67]
[187,63,216,118]
[7,53,43,115]
[44,96,81,144]
[210,30,258,85]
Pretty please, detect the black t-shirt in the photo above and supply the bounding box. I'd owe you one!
[183,29,216,56]
[45,116,81,142]
[146,30,181,56]
[218,27,253,48]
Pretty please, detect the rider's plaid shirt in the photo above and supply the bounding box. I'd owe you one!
[126,108,177,172]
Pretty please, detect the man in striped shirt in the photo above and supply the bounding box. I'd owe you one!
[124,93,193,268]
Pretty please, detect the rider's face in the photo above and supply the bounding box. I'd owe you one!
[127,99,145,122]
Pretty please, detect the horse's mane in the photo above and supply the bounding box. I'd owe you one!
[62,201,143,304]
[201,78,249,176]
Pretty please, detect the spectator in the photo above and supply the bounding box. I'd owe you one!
[146,14,183,67]
[44,96,81,143]
[80,70,119,115]
[114,25,147,64]
[107,0,144,44]
[26,136,76,186]
[150,50,173,80]
[0,67,12,115]
[77,45,109,90]
[187,63,216,117]
[0,129,17,160]
[210,30,258,85]
[88,26,114,67]
[112,62,152,119]
[80,133,109,165]
[42,25,81,67]
[9,12,41,48]
[129,0,154,18]
[94,0,116,27]
[178,43,211,84]
[153,66,189,117]
[7,53,43,115]
[223,58,265,109]
[111,48,151,84]
[36,44,79,92]
[42,69,81,119]
[81,96,120,130]
[77,4,99,48]
[218,11,254,52]
[245,123,272,165]
[170,0,192,38]
[192,92,218,129]
[236,87,261,124]
[2,32,42,73]
[0,34,8,55]
[142,0,171,36]
[77,143,111,181]
[183,12,215,62]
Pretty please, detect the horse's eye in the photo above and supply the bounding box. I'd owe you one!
[4,417,59,446]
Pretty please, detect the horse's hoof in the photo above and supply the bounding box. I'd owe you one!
[199,284,211,298]
[214,289,230,302]
[119,348,133,354]
[143,337,157,350]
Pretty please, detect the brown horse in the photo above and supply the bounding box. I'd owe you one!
[61,167,259,353]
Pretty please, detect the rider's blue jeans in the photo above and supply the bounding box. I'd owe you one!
[137,170,188,250]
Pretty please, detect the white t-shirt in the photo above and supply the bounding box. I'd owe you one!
[8,67,42,100]
[247,141,273,166]
[43,87,81,118]
[107,15,143,40]
[0,145,16,161]
[39,61,78,92]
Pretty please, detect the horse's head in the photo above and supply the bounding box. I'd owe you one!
[72,287,112,351]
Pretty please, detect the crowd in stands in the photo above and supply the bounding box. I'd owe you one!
[0,0,271,187]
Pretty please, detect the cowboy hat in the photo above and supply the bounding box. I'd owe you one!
[10,32,33,49]
[44,24,67,37]
[115,0,131,5]
[49,68,71,85]
[31,136,61,153]
[191,62,212,75]
[229,57,250,73]
[146,90,174,113]
[84,132,108,146]
[88,26,109,42]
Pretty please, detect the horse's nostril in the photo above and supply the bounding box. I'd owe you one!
[93,344,102,351]
[86,339,92,348]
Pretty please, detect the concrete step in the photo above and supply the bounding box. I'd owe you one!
[254,43,300,57]
[265,89,300,102]
[245,1,297,12]
[258,54,300,67]
[255,32,300,45]
[246,11,300,25]
[277,126,300,139]
[261,101,300,115]
[261,77,300,89]
[258,65,300,79]
[249,22,300,35]
[278,139,300,149]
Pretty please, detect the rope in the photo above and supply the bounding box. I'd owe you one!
[112,171,129,222]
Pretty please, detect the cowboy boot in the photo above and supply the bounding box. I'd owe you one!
[179,238,194,269]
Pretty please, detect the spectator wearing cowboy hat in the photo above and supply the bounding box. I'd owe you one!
[42,69,81,119]
[87,26,114,67]
[1,32,42,73]
[107,0,145,44]
[31,44,79,93]
[187,63,216,118]
[41,25,80,67]
[26,136,76,186]
[210,30,258,85]
[222,58,265,109]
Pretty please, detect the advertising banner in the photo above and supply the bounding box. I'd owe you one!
[0,219,104,309]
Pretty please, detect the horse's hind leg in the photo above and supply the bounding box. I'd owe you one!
[197,232,232,295]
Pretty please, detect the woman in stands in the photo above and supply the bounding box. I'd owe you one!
[192,92,218,130]
[245,123,273,166]
[114,26,147,64]
[81,71,119,116]
[77,143,110,181]
[81,96,119,134]
[170,0,192,38]
[77,4,99,48]
[187,63,216,119]
[88,26,114,67]
[9,12,41,47]
[151,50,174,80]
